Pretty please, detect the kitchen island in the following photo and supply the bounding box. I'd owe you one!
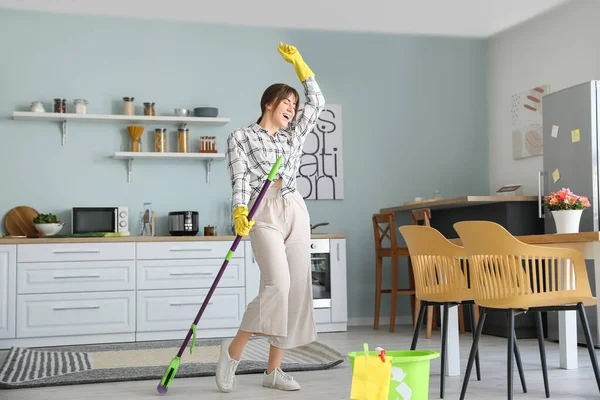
[0,234,347,350]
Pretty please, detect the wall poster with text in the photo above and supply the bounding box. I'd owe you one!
[296,104,344,200]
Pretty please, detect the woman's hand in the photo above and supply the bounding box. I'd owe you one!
[232,206,254,236]
[278,42,314,82]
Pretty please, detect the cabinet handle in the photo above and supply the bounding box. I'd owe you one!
[170,301,213,306]
[53,305,100,311]
[169,248,212,252]
[337,243,340,261]
[54,274,101,279]
[53,250,100,254]
[169,272,213,276]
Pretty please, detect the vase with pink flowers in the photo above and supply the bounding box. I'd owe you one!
[542,188,591,233]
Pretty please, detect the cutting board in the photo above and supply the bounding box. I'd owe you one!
[4,206,39,237]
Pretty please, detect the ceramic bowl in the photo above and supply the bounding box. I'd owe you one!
[34,222,64,236]
[194,107,218,118]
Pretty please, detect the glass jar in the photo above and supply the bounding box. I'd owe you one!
[53,98,66,113]
[131,137,141,152]
[73,99,88,114]
[178,128,189,153]
[30,102,45,113]
[155,128,166,152]
[144,102,155,116]
[123,97,135,115]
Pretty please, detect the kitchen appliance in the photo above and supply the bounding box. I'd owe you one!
[539,80,600,347]
[72,206,129,234]
[311,238,331,309]
[168,211,199,236]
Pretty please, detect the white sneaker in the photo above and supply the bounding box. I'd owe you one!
[215,339,239,392]
[262,367,301,391]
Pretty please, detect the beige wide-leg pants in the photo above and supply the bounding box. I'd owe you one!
[239,186,317,349]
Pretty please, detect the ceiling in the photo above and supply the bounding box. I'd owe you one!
[0,0,572,38]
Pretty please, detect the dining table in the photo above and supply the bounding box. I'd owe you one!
[439,231,600,377]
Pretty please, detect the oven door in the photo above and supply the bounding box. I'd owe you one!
[310,239,331,308]
[72,207,117,234]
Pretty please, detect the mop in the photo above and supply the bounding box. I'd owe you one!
[157,155,284,394]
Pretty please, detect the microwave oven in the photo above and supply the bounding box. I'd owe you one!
[72,207,129,234]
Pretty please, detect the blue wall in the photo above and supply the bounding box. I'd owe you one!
[0,9,488,321]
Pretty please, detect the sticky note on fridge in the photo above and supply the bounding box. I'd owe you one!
[552,169,560,183]
[551,125,559,138]
[572,129,580,143]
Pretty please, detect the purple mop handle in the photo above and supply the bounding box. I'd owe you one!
[175,156,283,357]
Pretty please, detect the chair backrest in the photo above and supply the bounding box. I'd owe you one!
[453,220,593,308]
[372,213,398,251]
[411,208,431,226]
[398,225,472,302]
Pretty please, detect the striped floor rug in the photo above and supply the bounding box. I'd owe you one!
[0,337,344,389]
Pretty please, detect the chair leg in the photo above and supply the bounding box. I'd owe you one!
[413,298,421,329]
[440,303,449,398]
[389,255,399,333]
[534,311,550,398]
[507,309,515,400]
[374,256,382,330]
[504,311,527,393]
[408,257,416,327]
[426,305,434,339]
[513,331,527,393]
[411,301,427,350]
[577,303,600,393]
[458,305,465,333]
[460,307,487,400]
[469,303,481,381]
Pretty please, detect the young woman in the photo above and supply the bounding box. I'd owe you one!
[217,42,325,392]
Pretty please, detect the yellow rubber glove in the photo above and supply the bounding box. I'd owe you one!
[232,206,255,236]
[278,42,314,82]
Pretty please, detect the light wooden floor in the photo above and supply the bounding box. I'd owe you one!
[1,325,599,399]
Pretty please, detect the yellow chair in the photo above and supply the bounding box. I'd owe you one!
[454,221,600,400]
[399,225,526,398]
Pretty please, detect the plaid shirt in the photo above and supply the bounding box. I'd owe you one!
[226,76,325,210]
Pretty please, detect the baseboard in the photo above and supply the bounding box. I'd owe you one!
[348,315,413,327]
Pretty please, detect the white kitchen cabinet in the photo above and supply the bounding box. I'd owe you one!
[136,241,243,260]
[0,237,346,349]
[17,260,135,294]
[330,239,348,324]
[137,258,244,290]
[18,242,135,262]
[0,245,16,339]
[136,287,245,333]
[16,291,135,338]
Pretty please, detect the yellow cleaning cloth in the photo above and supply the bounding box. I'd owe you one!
[350,353,392,400]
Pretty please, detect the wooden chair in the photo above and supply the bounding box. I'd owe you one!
[411,208,478,338]
[399,224,526,398]
[454,221,600,400]
[372,212,415,332]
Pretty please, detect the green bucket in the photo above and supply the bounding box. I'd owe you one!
[348,350,440,400]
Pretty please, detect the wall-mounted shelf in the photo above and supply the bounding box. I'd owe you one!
[112,151,225,183]
[13,112,231,146]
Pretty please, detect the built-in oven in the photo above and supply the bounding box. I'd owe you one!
[310,239,331,309]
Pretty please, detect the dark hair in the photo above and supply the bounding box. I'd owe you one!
[256,83,300,124]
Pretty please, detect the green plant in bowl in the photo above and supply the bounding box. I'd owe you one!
[33,213,64,236]
[33,213,59,224]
